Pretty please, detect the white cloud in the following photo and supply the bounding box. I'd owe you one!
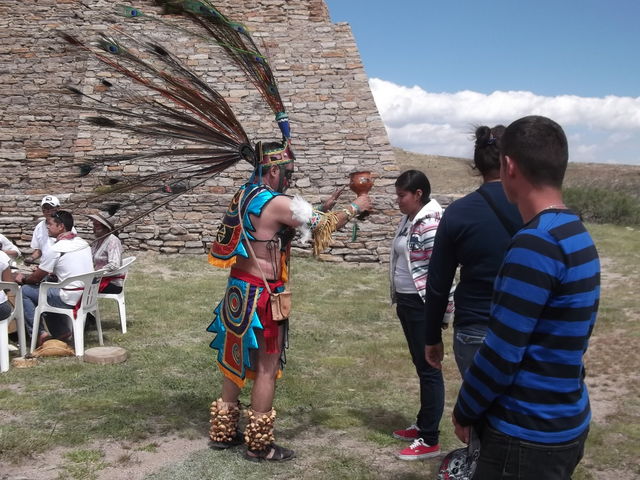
[369,78,640,164]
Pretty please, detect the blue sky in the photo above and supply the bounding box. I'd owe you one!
[324,0,640,164]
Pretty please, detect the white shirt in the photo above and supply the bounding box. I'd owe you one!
[40,236,94,305]
[0,233,21,257]
[0,251,10,304]
[393,218,418,294]
[30,220,55,259]
[30,220,77,261]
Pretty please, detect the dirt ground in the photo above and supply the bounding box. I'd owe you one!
[0,429,424,480]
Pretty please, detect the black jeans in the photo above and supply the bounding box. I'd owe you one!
[101,283,123,294]
[396,292,444,445]
[474,425,588,480]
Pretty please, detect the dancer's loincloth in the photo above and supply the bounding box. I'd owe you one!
[207,268,286,388]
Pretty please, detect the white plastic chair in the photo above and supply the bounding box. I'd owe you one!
[0,282,27,372]
[98,256,136,334]
[29,269,106,357]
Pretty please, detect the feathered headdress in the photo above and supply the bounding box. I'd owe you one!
[61,1,292,230]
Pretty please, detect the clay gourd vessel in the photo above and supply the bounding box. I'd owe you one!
[349,171,373,196]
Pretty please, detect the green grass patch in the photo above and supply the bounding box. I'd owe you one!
[60,449,108,480]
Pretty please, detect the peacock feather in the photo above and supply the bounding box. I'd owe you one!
[59,1,291,232]
[121,1,290,139]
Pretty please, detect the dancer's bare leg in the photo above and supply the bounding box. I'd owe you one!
[250,324,285,412]
[243,324,294,461]
[221,376,241,403]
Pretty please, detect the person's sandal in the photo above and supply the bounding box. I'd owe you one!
[244,443,295,462]
[209,431,243,450]
[37,332,52,347]
[57,331,72,343]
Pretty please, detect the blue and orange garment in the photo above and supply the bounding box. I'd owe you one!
[208,183,281,267]
[207,183,287,388]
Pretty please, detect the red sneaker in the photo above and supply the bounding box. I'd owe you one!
[397,439,441,461]
[392,424,420,441]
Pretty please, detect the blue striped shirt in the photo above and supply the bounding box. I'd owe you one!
[453,209,600,443]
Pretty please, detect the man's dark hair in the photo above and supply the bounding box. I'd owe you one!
[52,210,74,232]
[473,125,505,176]
[501,115,568,188]
[395,169,431,205]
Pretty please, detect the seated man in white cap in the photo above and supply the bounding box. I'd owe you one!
[24,195,62,265]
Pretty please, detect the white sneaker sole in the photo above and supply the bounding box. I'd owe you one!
[392,433,419,441]
[396,450,441,461]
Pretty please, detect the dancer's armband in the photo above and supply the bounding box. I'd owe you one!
[290,195,340,256]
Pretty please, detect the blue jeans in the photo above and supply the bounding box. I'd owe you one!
[21,285,73,336]
[396,293,444,445]
[0,301,11,320]
[474,425,588,480]
[453,325,487,376]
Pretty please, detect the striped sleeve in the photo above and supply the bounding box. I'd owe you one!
[409,217,438,297]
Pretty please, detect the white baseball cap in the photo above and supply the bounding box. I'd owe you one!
[41,195,61,207]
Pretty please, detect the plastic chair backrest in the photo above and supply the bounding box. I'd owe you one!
[108,256,136,280]
[36,270,104,310]
[0,281,20,317]
[1,281,23,371]
[80,271,104,315]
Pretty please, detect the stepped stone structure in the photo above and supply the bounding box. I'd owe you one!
[0,0,407,263]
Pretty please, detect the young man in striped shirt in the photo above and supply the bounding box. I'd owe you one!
[451,115,600,479]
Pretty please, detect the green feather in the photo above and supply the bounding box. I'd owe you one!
[98,38,126,55]
[118,5,145,18]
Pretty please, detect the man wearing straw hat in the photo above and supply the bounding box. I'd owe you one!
[87,213,124,294]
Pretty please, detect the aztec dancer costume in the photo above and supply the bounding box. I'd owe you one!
[61,1,366,461]
[207,158,345,389]
[208,181,289,387]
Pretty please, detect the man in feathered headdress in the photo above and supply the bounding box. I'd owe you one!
[207,139,371,461]
[59,0,372,462]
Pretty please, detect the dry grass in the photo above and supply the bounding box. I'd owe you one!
[394,147,640,199]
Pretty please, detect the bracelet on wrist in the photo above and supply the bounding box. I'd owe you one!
[342,207,355,221]
[350,202,361,214]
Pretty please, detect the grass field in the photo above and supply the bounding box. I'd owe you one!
[1,222,639,480]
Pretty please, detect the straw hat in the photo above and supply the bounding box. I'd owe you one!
[87,213,115,232]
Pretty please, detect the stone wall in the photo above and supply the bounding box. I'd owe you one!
[0,0,407,263]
